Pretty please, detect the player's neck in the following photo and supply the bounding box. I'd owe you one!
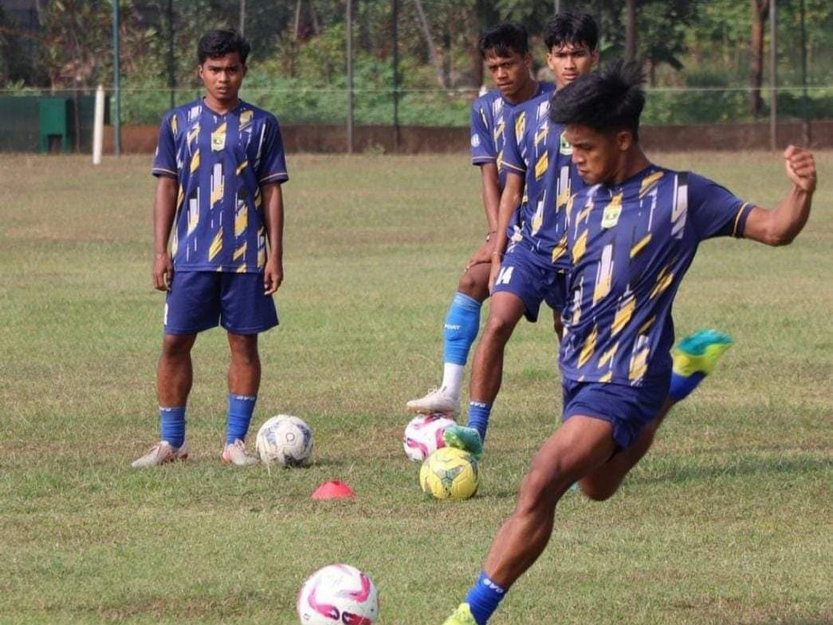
[203,94,240,116]
[610,147,651,186]
[505,78,538,105]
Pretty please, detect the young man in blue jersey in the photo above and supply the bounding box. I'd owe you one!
[132,30,289,468]
[440,60,817,625]
[442,11,598,452]
[407,23,553,417]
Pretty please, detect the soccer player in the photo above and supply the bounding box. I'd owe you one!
[445,11,597,449]
[132,30,289,468]
[406,23,553,417]
[439,60,816,625]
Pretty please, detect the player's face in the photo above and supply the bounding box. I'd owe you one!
[199,52,246,108]
[547,43,597,90]
[565,124,631,185]
[484,50,533,102]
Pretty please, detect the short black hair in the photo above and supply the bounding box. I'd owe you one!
[198,30,251,65]
[550,59,645,140]
[479,23,529,59]
[544,11,599,52]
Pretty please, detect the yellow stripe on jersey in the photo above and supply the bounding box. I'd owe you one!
[239,110,253,130]
[592,244,614,304]
[210,168,224,207]
[629,346,649,382]
[494,121,505,143]
[572,229,588,264]
[638,316,656,335]
[187,125,199,148]
[575,202,593,226]
[233,242,247,261]
[534,152,549,181]
[235,204,248,237]
[236,160,249,176]
[514,112,526,144]
[534,124,548,147]
[578,325,598,368]
[176,185,184,210]
[639,170,664,198]
[598,343,618,368]
[496,150,504,173]
[170,228,178,257]
[649,264,675,299]
[551,234,568,264]
[170,115,178,136]
[630,233,652,258]
[598,371,613,383]
[254,187,262,209]
[611,294,636,336]
[208,227,224,262]
[190,149,200,174]
[257,228,267,269]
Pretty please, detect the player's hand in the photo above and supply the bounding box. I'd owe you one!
[784,145,817,194]
[152,253,173,292]
[488,253,503,293]
[465,240,494,271]
[264,257,283,295]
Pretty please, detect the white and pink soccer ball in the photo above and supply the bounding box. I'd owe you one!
[402,413,456,462]
[297,563,379,625]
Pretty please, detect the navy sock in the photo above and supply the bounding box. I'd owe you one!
[225,394,257,444]
[159,406,186,448]
[668,371,705,402]
[442,292,483,366]
[464,571,507,625]
[466,401,493,442]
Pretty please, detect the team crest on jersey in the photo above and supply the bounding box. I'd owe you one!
[559,131,572,155]
[602,194,623,228]
[211,123,227,152]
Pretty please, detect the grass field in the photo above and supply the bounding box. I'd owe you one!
[0,151,831,625]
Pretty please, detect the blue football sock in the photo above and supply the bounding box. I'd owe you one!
[225,394,257,444]
[668,371,706,402]
[159,406,186,448]
[442,292,483,366]
[465,571,507,625]
[466,401,493,442]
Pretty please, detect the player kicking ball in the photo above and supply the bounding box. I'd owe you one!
[406,23,553,417]
[440,60,816,624]
[132,30,289,468]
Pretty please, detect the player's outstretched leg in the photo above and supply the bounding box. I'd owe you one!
[407,264,491,417]
[669,328,733,402]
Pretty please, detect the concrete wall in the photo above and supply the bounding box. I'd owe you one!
[105,119,833,155]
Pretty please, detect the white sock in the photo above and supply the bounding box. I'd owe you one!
[440,363,464,400]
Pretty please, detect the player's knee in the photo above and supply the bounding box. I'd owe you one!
[457,270,488,301]
[161,334,195,359]
[483,313,515,344]
[516,464,567,514]
[578,479,618,502]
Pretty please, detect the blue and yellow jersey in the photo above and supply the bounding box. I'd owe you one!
[152,99,289,273]
[469,83,554,191]
[558,165,753,385]
[501,91,582,268]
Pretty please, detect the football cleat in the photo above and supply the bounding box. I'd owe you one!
[131,441,189,468]
[406,387,460,416]
[221,439,259,466]
[441,603,478,625]
[672,329,734,377]
[443,425,484,461]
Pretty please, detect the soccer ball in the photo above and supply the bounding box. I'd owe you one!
[420,446,479,500]
[403,413,456,462]
[297,563,379,625]
[255,415,313,467]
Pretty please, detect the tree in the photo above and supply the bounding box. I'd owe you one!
[749,0,768,117]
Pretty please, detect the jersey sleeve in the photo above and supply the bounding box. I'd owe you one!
[151,112,178,179]
[257,116,290,184]
[470,99,495,166]
[687,172,754,241]
[501,108,526,175]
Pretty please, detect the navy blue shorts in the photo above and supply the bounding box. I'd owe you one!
[164,271,279,335]
[491,243,567,322]
[562,374,670,449]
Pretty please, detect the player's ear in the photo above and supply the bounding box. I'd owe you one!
[616,129,633,152]
[589,49,599,68]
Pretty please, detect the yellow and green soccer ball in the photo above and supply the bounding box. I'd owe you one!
[419,447,479,500]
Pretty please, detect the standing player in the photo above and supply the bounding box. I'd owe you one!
[132,30,289,468]
[439,60,816,624]
[406,23,553,417]
[445,11,597,449]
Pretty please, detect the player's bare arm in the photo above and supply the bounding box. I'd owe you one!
[742,146,816,246]
[152,175,178,292]
[488,171,524,291]
[465,163,501,270]
[262,181,284,295]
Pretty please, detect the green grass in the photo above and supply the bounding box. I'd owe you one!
[0,151,831,625]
